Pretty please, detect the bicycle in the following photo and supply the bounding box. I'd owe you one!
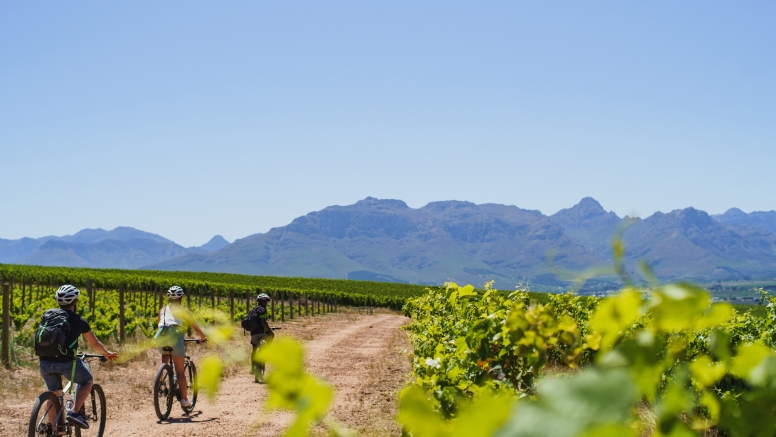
[28,353,107,437]
[153,338,203,420]
[252,327,281,383]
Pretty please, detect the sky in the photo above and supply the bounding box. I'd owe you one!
[2,1,774,247]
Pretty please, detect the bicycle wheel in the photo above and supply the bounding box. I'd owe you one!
[75,383,106,437]
[153,363,174,420]
[28,391,60,437]
[181,361,197,414]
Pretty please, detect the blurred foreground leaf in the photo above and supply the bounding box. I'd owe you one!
[493,369,638,437]
[257,337,335,437]
[399,386,513,437]
[197,355,224,400]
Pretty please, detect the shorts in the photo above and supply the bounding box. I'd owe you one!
[39,359,93,392]
[154,326,186,357]
[251,333,272,364]
[250,333,272,346]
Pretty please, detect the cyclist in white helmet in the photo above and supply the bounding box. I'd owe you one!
[154,286,207,408]
[37,285,118,429]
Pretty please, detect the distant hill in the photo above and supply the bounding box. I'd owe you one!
[22,239,191,269]
[0,227,230,269]
[713,208,776,235]
[624,208,776,281]
[0,237,49,264]
[196,235,230,253]
[148,197,776,286]
[56,226,172,244]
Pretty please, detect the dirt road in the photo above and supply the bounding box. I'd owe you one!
[1,311,412,437]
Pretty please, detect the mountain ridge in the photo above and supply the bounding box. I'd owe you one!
[3,199,775,286]
[147,197,776,286]
[0,227,230,269]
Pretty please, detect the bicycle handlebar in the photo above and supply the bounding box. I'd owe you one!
[78,353,107,362]
[270,327,281,330]
[184,338,206,343]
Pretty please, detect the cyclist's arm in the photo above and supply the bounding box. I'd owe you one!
[261,318,274,337]
[191,322,207,342]
[83,331,118,360]
[183,313,207,342]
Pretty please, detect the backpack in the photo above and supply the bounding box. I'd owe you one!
[241,313,261,332]
[34,309,74,358]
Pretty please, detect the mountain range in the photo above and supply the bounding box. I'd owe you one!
[147,197,776,287]
[2,198,775,287]
[0,227,229,269]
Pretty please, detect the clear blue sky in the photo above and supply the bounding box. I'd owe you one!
[2,2,774,247]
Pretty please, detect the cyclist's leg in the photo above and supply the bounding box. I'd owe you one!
[251,342,260,373]
[39,361,65,425]
[251,333,269,360]
[171,355,188,399]
[71,360,94,413]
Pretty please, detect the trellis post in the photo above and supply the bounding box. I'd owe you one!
[118,284,125,343]
[229,288,235,322]
[2,278,10,369]
[86,278,94,322]
[271,290,276,322]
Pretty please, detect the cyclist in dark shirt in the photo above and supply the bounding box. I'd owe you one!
[39,285,118,429]
[248,293,274,375]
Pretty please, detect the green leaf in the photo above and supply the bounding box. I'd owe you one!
[450,392,514,437]
[493,369,638,437]
[730,343,771,380]
[458,285,476,298]
[257,337,335,437]
[197,354,224,400]
[589,290,642,352]
[650,284,710,332]
[398,386,448,437]
[689,356,726,389]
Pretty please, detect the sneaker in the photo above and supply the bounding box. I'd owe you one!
[67,412,90,429]
[180,398,192,408]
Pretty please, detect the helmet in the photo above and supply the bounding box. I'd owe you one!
[55,285,80,306]
[256,293,270,301]
[167,286,185,299]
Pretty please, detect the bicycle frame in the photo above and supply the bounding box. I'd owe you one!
[154,338,203,419]
[34,353,105,436]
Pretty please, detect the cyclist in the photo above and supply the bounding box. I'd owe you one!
[38,285,118,429]
[154,286,207,408]
[246,292,274,377]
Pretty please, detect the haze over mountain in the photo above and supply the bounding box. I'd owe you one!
[147,198,776,286]
[0,227,229,269]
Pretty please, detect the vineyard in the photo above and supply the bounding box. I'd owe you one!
[394,281,776,436]
[0,263,432,368]
[5,262,776,436]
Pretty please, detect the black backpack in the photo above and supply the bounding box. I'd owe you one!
[34,309,74,358]
[241,313,261,332]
